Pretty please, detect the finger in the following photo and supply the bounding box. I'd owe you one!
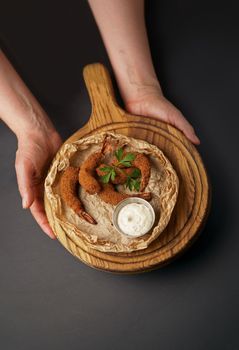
[173,113,200,145]
[132,98,201,145]
[30,198,56,239]
[15,155,35,208]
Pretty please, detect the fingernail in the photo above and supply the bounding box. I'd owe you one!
[43,226,56,239]
[194,135,201,144]
[192,133,200,145]
[22,197,27,209]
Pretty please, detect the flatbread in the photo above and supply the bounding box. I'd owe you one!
[44,132,179,253]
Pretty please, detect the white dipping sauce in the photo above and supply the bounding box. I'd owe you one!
[117,203,153,237]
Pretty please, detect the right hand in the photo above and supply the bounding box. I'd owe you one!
[15,129,62,238]
[124,85,200,145]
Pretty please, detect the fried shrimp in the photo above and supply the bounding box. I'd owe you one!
[96,163,138,185]
[78,137,111,194]
[79,152,103,194]
[98,183,152,205]
[60,166,97,225]
[131,153,151,191]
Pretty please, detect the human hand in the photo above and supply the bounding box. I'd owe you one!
[0,50,62,238]
[87,0,200,144]
[15,129,62,238]
[124,86,200,145]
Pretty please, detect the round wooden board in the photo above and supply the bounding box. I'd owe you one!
[44,63,211,273]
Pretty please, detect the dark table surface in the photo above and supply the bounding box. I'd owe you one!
[1,1,239,349]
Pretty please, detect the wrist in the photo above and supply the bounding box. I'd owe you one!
[121,78,163,108]
[14,107,56,140]
[17,128,62,167]
[17,118,60,149]
[113,62,163,106]
[18,126,60,146]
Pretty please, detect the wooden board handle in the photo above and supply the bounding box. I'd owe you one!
[83,63,125,128]
[83,63,116,106]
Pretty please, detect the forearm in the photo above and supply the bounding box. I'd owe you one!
[0,50,55,139]
[88,0,161,103]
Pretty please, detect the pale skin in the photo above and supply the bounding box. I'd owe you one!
[0,0,200,239]
[88,0,200,144]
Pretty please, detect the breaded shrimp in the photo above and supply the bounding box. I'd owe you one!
[78,137,111,194]
[131,153,150,191]
[98,183,152,205]
[60,166,97,225]
[96,163,139,185]
[79,152,103,194]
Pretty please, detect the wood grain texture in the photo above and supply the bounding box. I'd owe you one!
[44,63,211,273]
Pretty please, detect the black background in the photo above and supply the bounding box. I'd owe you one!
[1,1,239,349]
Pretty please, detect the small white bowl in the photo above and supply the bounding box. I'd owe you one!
[112,197,155,238]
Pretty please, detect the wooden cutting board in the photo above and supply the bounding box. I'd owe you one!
[44,63,211,273]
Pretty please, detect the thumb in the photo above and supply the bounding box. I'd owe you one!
[15,153,35,208]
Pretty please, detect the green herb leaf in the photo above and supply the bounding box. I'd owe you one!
[133,179,140,192]
[101,172,112,183]
[115,148,123,161]
[110,169,116,181]
[115,148,136,166]
[126,176,131,187]
[131,168,141,178]
[100,167,116,184]
[120,161,132,167]
[125,176,141,192]
[99,166,113,172]
[125,176,133,191]
[121,153,135,163]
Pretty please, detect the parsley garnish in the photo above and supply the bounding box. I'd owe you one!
[99,148,141,191]
[114,148,136,167]
[125,168,141,191]
[99,166,116,183]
